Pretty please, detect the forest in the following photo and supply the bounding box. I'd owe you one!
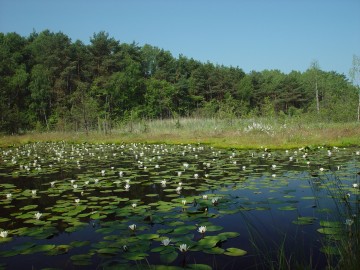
[0,30,359,134]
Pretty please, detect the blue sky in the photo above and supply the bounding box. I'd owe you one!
[1,0,359,77]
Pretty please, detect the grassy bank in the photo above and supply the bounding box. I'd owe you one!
[1,118,360,149]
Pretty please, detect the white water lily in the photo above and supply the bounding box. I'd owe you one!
[271,164,276,170]
[75,198,80,204]
[84,180,90,185]
[129,224,136,231]
[73,184,78,189]
[353,183,359,188]
[177,171,182,177]
[176,186,182,193]
[161,180,166,186]
[345,219,354,226]
[31,190,37,196]
[202,195,208,200]
[194,173,199,179]
[179,243,189,252]
[34,212,42,220]
[161,238,171,246]
[198,226,207,234]
[212,197,219,205]
[50,181,55,187]
[125,184,130,190]
[182,199,187,205]
[101,170,105,176]
[119,171,124,177]
[132,203,137,208]
[319,167,324,172]
[94,179,99,184]
[0,231,8,238]
[70,179,75,184]
[6,193,12,199]
[183,163,189,169]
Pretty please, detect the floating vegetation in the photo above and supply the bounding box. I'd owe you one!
[0,142,359,269]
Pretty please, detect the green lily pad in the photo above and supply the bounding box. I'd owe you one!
[160,250,178,264]
[224,247,247,256]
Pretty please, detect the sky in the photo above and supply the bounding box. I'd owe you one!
[1,0,359,77]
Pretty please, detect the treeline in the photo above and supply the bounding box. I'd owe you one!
[0,30,358,134]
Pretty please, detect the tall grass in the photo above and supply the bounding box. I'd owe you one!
[316,170,360,270]
[1,117,360,148]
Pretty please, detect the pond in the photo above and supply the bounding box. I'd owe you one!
[0,142,359,269]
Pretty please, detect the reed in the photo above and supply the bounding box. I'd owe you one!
[1,117,359,148]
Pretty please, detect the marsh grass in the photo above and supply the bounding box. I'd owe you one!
[1,117,360,148]
[317,172,360,270]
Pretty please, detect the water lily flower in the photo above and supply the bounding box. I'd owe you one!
[129,224,136,231]
[178,182,182,186]
[34,212,42,220]
[202,195,208,200]
[271,164,276,170]
[50,181,55,187]
[32,190,37,196]
[75,198,80,204]
[119,171,124,177]
[194,173,199,179]
[125,184,130,190]
[161,180,166,186]
[198,226,207,234]
[176,186,182,193]
[0,231,8,238]
[345,219,354,226]
[132,203,137,208]
[94,179,99,184]
[352,183,358,188]
[161,238,171,246]
[177,171,182,177]
[101,170,105,176]
[272,174,276,178]
[319,168,324,172]
[122,245,128,251]
[155,164,160,169]
[182,199,187,205]
[125,179,130,184]
[183,163,189,169]
[179,243,189,252]
[70,179,75,184]
[242,166,246,170]
[212,197,219,205]
[73,184,78,189]
[6,193,12,199]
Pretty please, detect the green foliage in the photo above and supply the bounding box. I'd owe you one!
[0,30,358,134]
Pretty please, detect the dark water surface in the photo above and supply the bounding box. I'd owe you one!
[0,143,359,269]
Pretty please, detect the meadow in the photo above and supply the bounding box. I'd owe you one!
[1,118,360,149]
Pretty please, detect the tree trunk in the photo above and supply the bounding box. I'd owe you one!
[358,87,360,122]
[315,80,320,114]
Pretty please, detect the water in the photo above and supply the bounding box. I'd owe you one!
[0,143,359,269]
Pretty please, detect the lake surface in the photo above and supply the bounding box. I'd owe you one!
[0,142,359,269]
